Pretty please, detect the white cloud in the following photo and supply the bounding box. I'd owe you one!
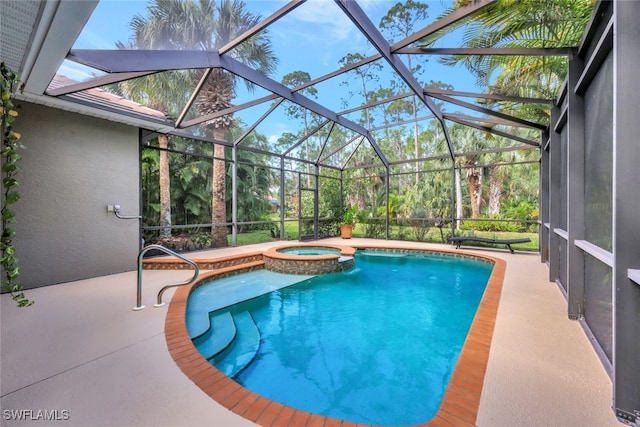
[288,0,361,43]
[266,121,292,144]
[268,134,280,144]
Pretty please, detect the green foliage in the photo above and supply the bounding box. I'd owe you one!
[191,232,212,248]
[342,205,358,225]
[299,190,314,219]
[235,154,275,229]
[355,208,385,238]
[460,218,521,233]
[409,208,430,241]
[0,62,32,307]
[459,199,538,233]
[502,199,537,220]
[141,133,278,248]
[318,175,342,220]
[362,218,386,239]
[433,0,594,121]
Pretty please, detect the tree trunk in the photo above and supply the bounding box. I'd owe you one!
[488,165,502,216]
[211,128,228,247]
[469,175,480,219]
[158,134,171,238]
[466,160,482,219]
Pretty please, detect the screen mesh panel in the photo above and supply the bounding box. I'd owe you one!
[584,253,613,362]
[583,52,613,251]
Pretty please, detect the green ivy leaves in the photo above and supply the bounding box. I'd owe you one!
[1,61,33,307]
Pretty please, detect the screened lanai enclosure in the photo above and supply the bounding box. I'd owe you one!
[2,0,640,423]
[46,0,552,251]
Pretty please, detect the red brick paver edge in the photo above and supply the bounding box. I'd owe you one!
[164,246,506,427]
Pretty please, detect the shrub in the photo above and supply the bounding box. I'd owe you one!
[409,209,430,241]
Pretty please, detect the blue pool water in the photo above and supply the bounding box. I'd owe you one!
[276,246,341,256]
[188,251,493,426]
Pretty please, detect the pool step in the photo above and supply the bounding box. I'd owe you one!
[212,311,261,378]
[192,311,236,360]
[186,269,313,339]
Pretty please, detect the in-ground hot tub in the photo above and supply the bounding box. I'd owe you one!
[264,243,356,274]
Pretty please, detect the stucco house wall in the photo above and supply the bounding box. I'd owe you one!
[8,101,140,289]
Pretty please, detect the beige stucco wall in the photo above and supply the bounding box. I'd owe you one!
[8,101,140,289]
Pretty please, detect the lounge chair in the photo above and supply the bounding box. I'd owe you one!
[448,236,531,254]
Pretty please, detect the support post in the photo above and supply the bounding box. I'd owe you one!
[231,144,238,246]
[539,130,549,263]
[385,166,390,240]
[612,1,640,421]
[314,164,319,240]
[548,106,561,283]
[451,161,456,238]
[566,55,586,320]
[279,156,285,240]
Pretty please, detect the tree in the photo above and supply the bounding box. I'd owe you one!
[449,124,489,219]
[380,1,429,180]
[123,0,277,247]
[368,87,395,143]
[436,0,594,121]
[487,162,503,216]
[281,71,318,186]
[482,133,520,217]
[226,126,276,227]
[464,158,483,219]
[339,53,382,129]
[170,140,213,226]
[119,0,207,239]
[200,0,277,247]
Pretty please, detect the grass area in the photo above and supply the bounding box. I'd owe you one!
[448,231,539,251]
[232,230,275,246]
[351,223,539,252]
[230,219,539,252]
[229,219,300,246]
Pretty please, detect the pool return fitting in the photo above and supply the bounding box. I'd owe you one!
[134,244,199,311]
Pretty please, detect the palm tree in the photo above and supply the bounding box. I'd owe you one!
[123,0,277,247]
[227,125,276,227]
[434,0,594,120]
[119,0,209,240]
[115,72,192,240]
[195,0,277,247]
[449,124,488,219]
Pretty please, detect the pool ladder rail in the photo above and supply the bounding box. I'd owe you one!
[133,244,200,311]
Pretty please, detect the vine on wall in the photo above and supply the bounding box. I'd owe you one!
[1,62,33,307]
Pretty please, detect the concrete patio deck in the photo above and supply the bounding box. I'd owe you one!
[1,239,619,426]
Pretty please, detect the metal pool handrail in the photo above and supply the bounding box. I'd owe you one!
[133,244,200,311]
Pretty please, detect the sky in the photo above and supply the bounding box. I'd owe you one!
[66,0,480,145]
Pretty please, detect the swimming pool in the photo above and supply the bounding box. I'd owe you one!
[186,249,493,426]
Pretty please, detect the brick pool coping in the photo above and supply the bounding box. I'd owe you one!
[163,245,506,427]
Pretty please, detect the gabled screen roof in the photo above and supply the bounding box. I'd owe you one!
[8,0,593,169]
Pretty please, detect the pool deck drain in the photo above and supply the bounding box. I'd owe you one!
[165,245,506,427]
